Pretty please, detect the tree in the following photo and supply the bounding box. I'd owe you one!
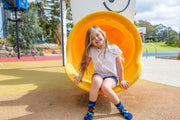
[134,21,139,27]
[8,2,42,49]
[136,20,178,45]
[166,27,178,46]
[38,0,61,43]
[66,1,73,35]
[49,0,61,42]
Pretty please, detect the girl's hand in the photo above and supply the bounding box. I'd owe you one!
[74,76,83,84]
[119,80,130,89]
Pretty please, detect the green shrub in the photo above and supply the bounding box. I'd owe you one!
[52,50,57,54]
[155,38,159,42]
[36,48,43,52]
[146,39,153,43]
[0,37,3,44]
[177,40,180,47]
[21,49,25,53]
[169,44,178,47]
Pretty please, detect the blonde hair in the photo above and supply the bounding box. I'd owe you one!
[79,26,109,73]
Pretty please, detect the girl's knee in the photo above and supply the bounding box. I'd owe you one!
[101,84,111,94]
[92,75,103,88]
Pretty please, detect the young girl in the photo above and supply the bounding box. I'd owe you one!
[74,26,132,120]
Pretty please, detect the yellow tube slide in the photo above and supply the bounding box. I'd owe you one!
[65,11,142,94]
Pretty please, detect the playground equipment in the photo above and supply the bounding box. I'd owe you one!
[70,0,136,23]
[65,11,142,94]
[2,0,27,11]
[143,43,157,59]
[2,0,28,59]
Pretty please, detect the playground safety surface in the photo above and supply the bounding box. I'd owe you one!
[0,55,62,62]
[0,56,180,120]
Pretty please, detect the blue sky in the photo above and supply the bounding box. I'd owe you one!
[28,0,180,32]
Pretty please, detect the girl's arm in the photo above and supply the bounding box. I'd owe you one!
[116,55,124,82]
[116,55,129,89]
[74,57,91,84]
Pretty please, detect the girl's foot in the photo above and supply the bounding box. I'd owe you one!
[115,102,133,120]
[119,109,133,120]
[84,111,94,120]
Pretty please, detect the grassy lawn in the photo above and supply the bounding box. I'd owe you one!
[142,42,180,51]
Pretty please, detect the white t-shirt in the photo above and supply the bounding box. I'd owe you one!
[88,44,122,78]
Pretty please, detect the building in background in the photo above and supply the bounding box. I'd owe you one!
[0,3,11,38]
[0,0,62,38]
[0,4,3,37]
[42,0,60,20]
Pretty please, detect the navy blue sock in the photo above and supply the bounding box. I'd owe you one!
[115,102,133,120]
[84,100,96,120]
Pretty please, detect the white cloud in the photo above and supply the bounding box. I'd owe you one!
[135,0,180,32]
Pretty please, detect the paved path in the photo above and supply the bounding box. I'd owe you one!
[140,57,180,87]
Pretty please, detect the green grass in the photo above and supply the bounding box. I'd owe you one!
[142,42,180,51]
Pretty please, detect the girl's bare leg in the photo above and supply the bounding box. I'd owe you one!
[84,74,103,120]
[89,74,103,101]
[101,78,119,104]
[101,78,133,119]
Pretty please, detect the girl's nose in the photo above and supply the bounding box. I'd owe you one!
[95,36,99,40]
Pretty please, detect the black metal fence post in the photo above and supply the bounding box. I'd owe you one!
[15,9,20,59]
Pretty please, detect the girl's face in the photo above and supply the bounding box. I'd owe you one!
[90,29,105,49]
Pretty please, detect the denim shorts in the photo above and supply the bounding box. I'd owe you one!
[93,73,118,85]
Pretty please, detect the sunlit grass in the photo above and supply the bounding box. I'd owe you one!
[142,42,180,51]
